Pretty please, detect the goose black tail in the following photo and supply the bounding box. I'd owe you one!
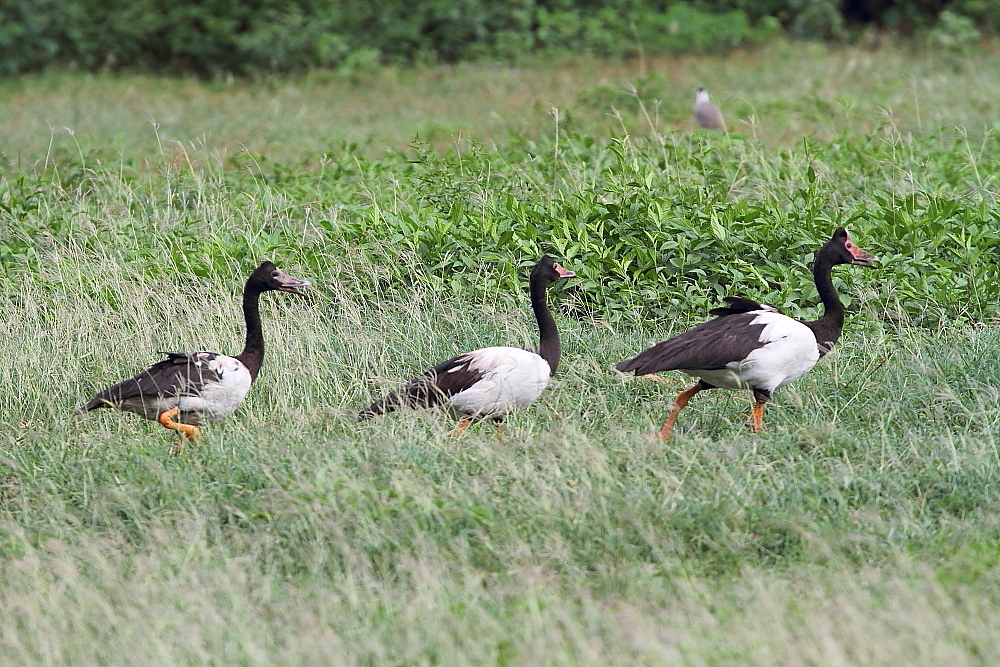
[74,398,106,415]
[355,393,402,421]
[615,358,639,374]
[356,375,451,421]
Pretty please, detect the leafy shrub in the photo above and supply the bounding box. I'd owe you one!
[0,0,62,74]
[787,0,845,39]
[636,3,782,53]
[0,0,832,76]
[15,1,1000,79]
[949,0,1000,32]
[929,9,981,48]
[337,48,382,82]
[4,131,999,329]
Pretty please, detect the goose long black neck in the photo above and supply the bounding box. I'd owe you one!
[531,276,560,375]
[804,250,845,352]
[236,285,265,380]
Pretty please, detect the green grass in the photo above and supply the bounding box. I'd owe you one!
[3,43,1000,665]
[3,40,1000,163]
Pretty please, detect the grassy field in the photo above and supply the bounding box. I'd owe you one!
[4,42,1000,665]
[3,40,1000,164]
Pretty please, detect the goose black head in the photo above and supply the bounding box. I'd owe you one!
[247,260,310,295]
[823,228,879,268]
[532,255,576,285]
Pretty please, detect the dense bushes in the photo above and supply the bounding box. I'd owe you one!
[4,130,999,327]
[0,0,352,75]
[2,0,995,77]
[0,0,774,75]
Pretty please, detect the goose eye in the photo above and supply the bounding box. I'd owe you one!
[272,271,279,278]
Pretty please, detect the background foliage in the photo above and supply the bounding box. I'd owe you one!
[3,0,999,76]
[3,128,999,327]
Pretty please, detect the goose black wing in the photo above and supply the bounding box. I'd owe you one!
[708,296,773,316]
[616,299,783,376]
[357,352,486,420]
[76,352,223,413]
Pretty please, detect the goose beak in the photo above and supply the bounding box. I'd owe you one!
[554,263,575,279]
[850,249,879,268]
[275,270,310,295]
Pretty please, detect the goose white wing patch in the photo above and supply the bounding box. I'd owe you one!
[177,355,253,422]
[688,310,819,391]
[747,310,809,346]
[447,346,551,417]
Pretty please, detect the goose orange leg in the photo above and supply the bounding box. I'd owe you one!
[451,417,473,438]
[749,388,771,434]
[658,383,704,441]
[750,402,766,433]
[158,407,201,440]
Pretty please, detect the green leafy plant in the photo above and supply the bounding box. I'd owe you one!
[0,0,950,76]
[929,9,982,49]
